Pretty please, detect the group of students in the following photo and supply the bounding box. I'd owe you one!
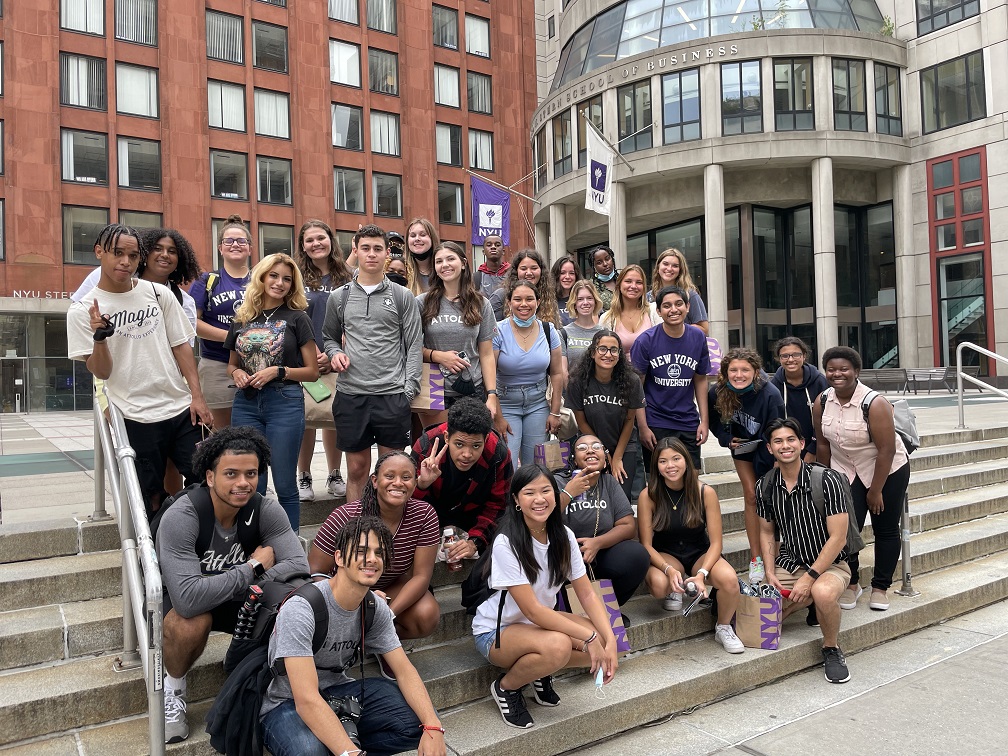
[67,217,911,752]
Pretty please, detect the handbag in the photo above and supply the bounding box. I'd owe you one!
[544,381,580,440]
[733,589,782,650]
[302,373,337,429]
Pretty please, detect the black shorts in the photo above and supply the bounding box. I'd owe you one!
[333,392,412,452]
[163,590,243,634]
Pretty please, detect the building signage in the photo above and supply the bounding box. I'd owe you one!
[9,290,72,299]
[533,44,740,131]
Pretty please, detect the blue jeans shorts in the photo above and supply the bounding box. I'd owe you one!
[474,629,498,661]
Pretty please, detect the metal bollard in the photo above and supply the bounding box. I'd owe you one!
[894,493,920,597]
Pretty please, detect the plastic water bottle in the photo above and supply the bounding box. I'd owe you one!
[441,527,463,572]
[571,469,585,504]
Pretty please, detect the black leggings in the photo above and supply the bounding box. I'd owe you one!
[846,462,911,591]
[587,539,651,606]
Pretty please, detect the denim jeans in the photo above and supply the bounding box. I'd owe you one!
[260,678,422,756]
[231,381,305,531]
[498,379,548,466]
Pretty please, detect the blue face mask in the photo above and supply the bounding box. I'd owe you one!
[597,269,617,282]
[512,314,537,328]
[727,381,755,395]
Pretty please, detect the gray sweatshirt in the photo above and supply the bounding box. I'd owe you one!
[321,276,423,399]
[156,492,309,619]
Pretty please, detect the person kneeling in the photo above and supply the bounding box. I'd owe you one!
[260,516,446,756]
[757,418,852,683]
[472,464,618,729]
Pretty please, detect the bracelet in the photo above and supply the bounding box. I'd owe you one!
[420,724,446,735]
[486,389,498,395]
[560,489,573,501]
[581,630,597,653]
[549,412,562,418]
[662,564,671,575]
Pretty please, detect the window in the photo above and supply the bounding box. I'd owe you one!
[916,0,979,36]
[438,182,463,225]
[116,64,158,118]
[433,6,458,49]
[118,137,161,190]
[467,71,492,114]
[370,111,400,156]
[0,201,4,261]
[330,41,361,87]
[436,123,462,166]
[548,16,555,39]
[334,168,365,213]
[119,210,162,230]
[208,81,245,131]
[260,224,294,256]
[435,65,460,107]
[662,69,701,144]
[332,104,363,149]
[470,128,494,171]
[116,0,157,45]
[63,206,110,264]
[252,22,288,73]
[0,122,3,175]
[373,173,402,217]
[921,51,986,134]
[929,151,987,253]
[206,11,243,65]
[552,111,572,176]
[61,0,104,35]
[60,53,107,110]
[533,128,547,192]
[617,80,652,154]
[329,0,358,24]
[774,58,813,131]
[254,89,290,139]
[210,150,248,200]
[61,130,108,184]
[257,157,292,205]
[578,95,603,167]
[832,59,866,132]
[369,49,399,95]
[722,61,762,135]
[465,15,490,58]
[367,0,396,34]
[875,63,902,136]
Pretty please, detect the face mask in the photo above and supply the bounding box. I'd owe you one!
[512,314,537,328]
[727,382,755,395]
[597,269,617,282]
[411,248,432,261]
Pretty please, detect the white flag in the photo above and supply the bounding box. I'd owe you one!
[584,125,614,217]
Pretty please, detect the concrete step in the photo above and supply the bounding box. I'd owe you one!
[0,551,121,613]
[0,597,121,672]
[0,518,120,565]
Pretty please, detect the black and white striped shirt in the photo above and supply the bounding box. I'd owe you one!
[755,464,849,573]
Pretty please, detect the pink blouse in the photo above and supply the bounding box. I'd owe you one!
[602,304,661,357]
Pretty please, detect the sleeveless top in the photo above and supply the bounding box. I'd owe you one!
[651,483,710,555]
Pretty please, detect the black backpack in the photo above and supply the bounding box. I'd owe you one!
[151,483,264,559]
[460,546,508,650]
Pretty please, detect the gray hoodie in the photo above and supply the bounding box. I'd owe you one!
[322,276,423,399]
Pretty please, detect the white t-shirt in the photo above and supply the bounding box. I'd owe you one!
[73,271,197,346]
[67,280,196,422]
[471,528,587,635]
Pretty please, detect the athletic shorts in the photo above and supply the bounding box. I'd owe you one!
[163,589,243,634]
[333,392,412,452]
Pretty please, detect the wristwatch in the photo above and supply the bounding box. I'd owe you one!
[807,567,821,580]
[248,558,265,578]
[276,366,287,381]
[697,568,710,579]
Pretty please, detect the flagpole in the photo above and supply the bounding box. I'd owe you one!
[582,114,635,173]
[465,169,538,203]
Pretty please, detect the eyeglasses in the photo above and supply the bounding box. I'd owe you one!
[575,442,605,452]
[221,238,250,247]
[778,352,804,361]
[594,346,621,356]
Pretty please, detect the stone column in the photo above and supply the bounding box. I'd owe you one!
[893,164,917,367]
[704,163,728,349]
[608,181,628,269]
[535,222,550,257]
[812,156,838,355]
[549,203,567,264]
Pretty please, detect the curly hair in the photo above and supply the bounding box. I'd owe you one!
[138,228,201,284]
[822,346,862,372]
[647,436,705,531]
[403,218,440,296]
[330,515,396,572]
[651,248,699,302]
[502,249,560,326]
[447,396,494,437]
[191,426,271,481]
[601,264,651,332]
[295,219,351,291]
[714,347,766,422]
[234,253,308,324]
[569,329,639,410]
[421,242,484,328]
[357,451,416,517]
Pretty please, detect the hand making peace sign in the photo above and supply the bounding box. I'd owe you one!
[417,436,448,490]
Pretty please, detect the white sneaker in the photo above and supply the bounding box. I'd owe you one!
[326,470,347,498]
[748,556,765,584]
[297,472,315,502]
[662,593,683,611]
[164,686,189,743]
[715,624,745,654]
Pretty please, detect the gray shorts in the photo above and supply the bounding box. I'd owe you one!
[198,358,234,409]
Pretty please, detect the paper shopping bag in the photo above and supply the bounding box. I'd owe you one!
[303,373,337,429]
[410,364,446,411]
[733,592,782,650]
[563,579,631,655]
[533,439,571,471]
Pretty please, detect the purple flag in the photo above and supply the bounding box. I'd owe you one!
[470,175,510,247]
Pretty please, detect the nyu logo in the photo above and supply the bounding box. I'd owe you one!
[478,203,503,234]
[590,161,607,193]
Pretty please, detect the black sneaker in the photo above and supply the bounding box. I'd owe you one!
[822,646,850,684]
[806,605,819,627]
[531,675,560,707]
[491,675,534,728]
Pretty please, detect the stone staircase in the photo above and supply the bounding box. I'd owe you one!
[3,426,1008,754]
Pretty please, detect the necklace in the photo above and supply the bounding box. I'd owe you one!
[262,306,282,323]
[513,320,537,345]
[530,523,547,537]
[665,483,685,511]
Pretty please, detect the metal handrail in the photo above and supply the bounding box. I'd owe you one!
[956,342,1008,428]
[93,394,165,754]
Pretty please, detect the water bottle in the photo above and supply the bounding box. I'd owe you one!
[441,527,463,572]
[571,469,585,504]
[233,584,264,640]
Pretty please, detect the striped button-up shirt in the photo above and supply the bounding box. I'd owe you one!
[755,464,849,573]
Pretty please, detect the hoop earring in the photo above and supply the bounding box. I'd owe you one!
[515,505,522,511]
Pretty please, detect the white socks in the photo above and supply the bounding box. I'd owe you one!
[164,673,187,694]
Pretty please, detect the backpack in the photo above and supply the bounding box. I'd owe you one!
[460,546,508,650]
[759,463,866,556]
[151,483,264,560]
[820,388,919,455]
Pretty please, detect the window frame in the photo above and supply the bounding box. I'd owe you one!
[435,122,463,166]
[61,0,105,36]
[60,129,109,185]
[773,57,814,132]
[438,182,464,226]
[368,48,399,96]
[832,58,867,132]
[252,21,289,74]
[119,210,162,230]
[875,63,902,136]
[373,172,403,218]
[329,0,359,25]
[433,5,459,50]
[465,14,491,58]
[721,60,763,136]
[552,111,572,176]
[254,88,291,139]
[434,64,460,108]
[331,103,364,150]
[334,167,366,214]
[916,0,980,36]
[662,67,702,144]
[920,50,986,134]
[578,95,603,167]
[117,136,162,191]
[329,40,362,88]
[208,80,246,132]
[616,79,653,155]
[209,149,249,201]
[115,0,157,46]
[259,223,295,257]
[63,205,111,265]
[115,62,159,119]
[59,52,108,111]
[467,71,492,114]
[370,110,401,157]
[367,0,397,34]
[257,156,293,206]
[469,128,494,172]
[206,10,244,65]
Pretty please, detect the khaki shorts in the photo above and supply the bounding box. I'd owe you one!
[775,562,850,606]
[198,358,235,409]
